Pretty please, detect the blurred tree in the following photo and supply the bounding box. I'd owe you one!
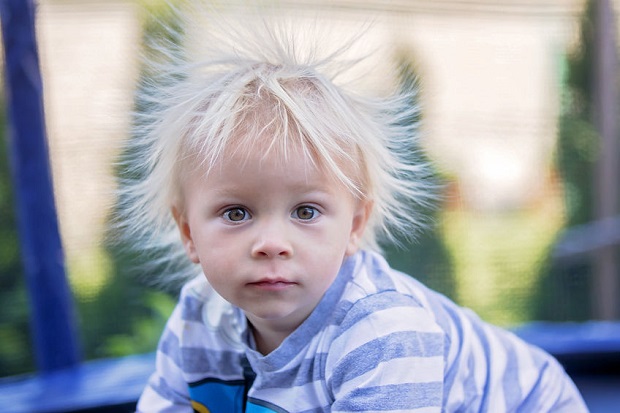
[0,102,35,376]
[536,0,600,321]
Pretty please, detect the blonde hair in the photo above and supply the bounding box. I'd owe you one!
[115,3,434,285]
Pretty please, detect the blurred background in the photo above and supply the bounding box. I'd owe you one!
[1,0,618,389]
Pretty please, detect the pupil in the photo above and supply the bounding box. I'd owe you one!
[299,207,313,219]
[230,209,245,221]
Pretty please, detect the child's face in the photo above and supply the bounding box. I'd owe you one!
[173,144,370,342]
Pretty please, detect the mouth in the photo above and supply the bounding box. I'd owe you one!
[247,278,297,291]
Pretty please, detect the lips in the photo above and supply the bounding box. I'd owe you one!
[247,278,297,291]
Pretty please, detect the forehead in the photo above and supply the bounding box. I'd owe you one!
[190,135,326,185]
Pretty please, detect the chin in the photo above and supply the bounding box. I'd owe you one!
[247,306,308,324]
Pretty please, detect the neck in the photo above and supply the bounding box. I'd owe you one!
[249,321,290,355]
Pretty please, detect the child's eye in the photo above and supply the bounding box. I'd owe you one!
[223,207,250,222]
[293,206,319,220]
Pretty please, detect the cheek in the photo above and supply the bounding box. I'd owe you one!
[199,258,238,297]
[196,244,237,277]
[308,227,352,278]
[307,257,345,300]
[331,219,357,250]
[190,228,240,275]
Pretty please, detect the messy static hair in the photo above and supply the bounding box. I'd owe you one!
[115,3,434,285]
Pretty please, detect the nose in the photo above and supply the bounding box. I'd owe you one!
[250,219,293,259]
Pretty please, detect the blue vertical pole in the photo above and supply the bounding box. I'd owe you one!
[0,0,81,372]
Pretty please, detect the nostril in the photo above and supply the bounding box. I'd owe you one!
[251,240,293,259]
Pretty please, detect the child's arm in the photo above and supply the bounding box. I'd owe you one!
[322,289,588,412]
[136,305,194,412]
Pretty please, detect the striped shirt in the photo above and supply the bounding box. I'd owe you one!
[137,250,588,412]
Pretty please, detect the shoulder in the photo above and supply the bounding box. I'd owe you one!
[327,288,445,375]
[326,252,446,379]
[177,277,236,326]
[324,255,446,410]
[157,277,246,381]
[137,278,247,410]
[340,250,450,332]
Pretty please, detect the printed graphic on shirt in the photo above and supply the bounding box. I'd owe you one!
[188,378,246,413]
[247,397,287,413]
[187,379,285,413]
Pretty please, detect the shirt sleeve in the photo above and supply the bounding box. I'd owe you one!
[506,345,589,413]
[326,291,446,413]
[135,304,193,412]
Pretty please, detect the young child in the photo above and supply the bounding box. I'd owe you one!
[127,5,589,413]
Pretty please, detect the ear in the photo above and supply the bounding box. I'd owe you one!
[171,205,200,264]
[345,200,373,256]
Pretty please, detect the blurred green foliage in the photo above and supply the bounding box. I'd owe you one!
[0,102,36,377]
[557,0,598,227]
[535,0,599,322]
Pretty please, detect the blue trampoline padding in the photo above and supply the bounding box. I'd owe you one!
[0,353,155,413]
[513,321,620,356]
